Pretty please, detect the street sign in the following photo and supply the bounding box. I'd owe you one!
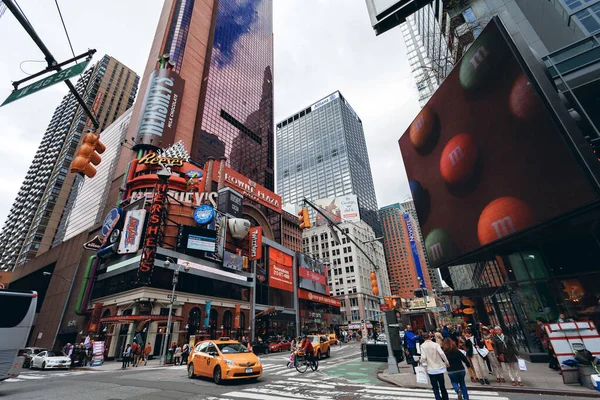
[1,59,91,107]
[380,304,390,311]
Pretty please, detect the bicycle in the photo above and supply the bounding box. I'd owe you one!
[294,350,318,373]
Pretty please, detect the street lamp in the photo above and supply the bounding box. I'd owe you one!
[159,257,190,365]
[363,236,399,374]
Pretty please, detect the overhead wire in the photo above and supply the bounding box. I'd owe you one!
[54,0,76,60]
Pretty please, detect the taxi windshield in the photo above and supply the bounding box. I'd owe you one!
[217,343,249,354]
[310,336,320,344]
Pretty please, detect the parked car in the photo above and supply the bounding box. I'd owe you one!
[268,339,291,352]
[308,335,331,359]
[376,333,386,342]
[328,333,338,346]
[30,351,71,370]
[187,338,262,384]
[250,339,269,354]
[18,347,47,368]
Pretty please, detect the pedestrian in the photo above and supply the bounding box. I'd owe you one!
[182,343,190,365]
[466,329,489,385]
[122,344,131,370]
[419,332,450,400]
[404,325,421,373]
[435,332,444,346]
[144,343,152,366]
[131,341,139,367]
[135,343,142,366]
[481,326,504,382]
[443,338,470,400]
[458,331,478,383]
[174,344,182,365]
[492,326,523,386]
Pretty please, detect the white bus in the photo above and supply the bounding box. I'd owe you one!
[0,290,37,382]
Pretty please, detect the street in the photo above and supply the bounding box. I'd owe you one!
[1,343,593,400]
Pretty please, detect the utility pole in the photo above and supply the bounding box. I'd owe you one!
[303,198,399,374]
[4,0,99,128]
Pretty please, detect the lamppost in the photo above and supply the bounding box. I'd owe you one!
[159,257,190,365]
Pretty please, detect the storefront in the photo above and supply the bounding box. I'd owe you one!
[298,289,341,335]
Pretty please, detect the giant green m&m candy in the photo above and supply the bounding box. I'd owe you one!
[425,228,459,266]
[459,28,509,91]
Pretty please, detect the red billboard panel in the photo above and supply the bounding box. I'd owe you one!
[297,252,329,296]
[269,248,293,292]
[399,19,597,268]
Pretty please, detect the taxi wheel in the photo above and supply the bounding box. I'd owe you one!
[317,351,321,360]
[187,363,195,379]
[213,366,222,385]
[326,348,331,358]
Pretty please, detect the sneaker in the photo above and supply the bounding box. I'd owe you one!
[480,379,485,385]
[484,378,490,385]
[457,391,463,400]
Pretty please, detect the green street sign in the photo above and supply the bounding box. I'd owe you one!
[1,59,90,107]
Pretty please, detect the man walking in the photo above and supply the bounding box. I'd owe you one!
[420,332,450,400]
[404,325,421,372]
[122,344,131,370]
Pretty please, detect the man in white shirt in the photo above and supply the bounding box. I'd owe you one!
[420,332,450,400]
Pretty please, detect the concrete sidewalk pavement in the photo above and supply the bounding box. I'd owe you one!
[74,358,185,372]
[378,359,600,398]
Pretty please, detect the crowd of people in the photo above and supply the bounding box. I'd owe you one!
[120,341,153,369]
[405,322,525,400]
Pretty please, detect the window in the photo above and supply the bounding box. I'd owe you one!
[463,7,477,23]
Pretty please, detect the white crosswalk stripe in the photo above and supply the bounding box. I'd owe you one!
[217,376,513,400]
[2,370,104,384]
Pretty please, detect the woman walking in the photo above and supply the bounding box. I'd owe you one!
[443,338,470,400]
[482,326,504,382]
[420,332,450,400]
[173,344,182,366]
[492,326,523,386]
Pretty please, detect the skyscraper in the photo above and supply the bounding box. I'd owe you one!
[276,91,381,236]
[0,55,138,270]
[125,0,274,191]
[379,202,435,299]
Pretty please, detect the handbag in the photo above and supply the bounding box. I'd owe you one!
[497,353,505,362]
[476,347,489,358]
[518,358,527,371]
[415,366,429,384]
[405,348,415,364]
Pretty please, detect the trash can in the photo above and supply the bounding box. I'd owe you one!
[578,365,596,390]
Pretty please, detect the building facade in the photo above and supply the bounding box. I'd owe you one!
[379,203,434,299]
[276,91,381,236]
[281,210,302,253]
[302,220,390,333]
[0,55,138,270]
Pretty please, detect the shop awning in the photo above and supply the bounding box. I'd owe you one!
[99,314,184,325]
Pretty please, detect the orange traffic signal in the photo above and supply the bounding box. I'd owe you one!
[298,207,311,230]
[370,271,379,296]
[70,132,106,178]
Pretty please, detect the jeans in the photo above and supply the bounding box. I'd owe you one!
[121,356,128,369]
[448,370,469,400]
[409,347,418,372]
[429,372,449,400]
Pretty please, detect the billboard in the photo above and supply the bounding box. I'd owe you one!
[398,18,597,268]
[118,209,146,254]
[314,195,360,226]
[268,248,293,292]
[404,213,426,288]
[297,252,329,296]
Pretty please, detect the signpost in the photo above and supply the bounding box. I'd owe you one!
[1,59,91,107]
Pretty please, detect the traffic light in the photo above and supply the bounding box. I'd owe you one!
[70,132,106,178]
[371,271,379,296]
[298,207,311,230]
[385,296,393,309]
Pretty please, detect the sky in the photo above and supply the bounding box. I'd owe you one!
[0,0,420,229]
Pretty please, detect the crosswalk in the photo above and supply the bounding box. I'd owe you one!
[4,370,103,383]
[214,376,514,400]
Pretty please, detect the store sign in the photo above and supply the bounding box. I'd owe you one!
[298,289,341,307]
[311,91,339,111]
[218,187,243,218]
[212,160,281,213]
[194,205,215,225]
[133,68,185,150]
[249,227,262,261]
[137,152,185,167]
[101,208,122,240]
[186,170,203,178]
[131,190,218,208]
[118,209,147,254]
[83,235,103,251]
[138,181,168,285]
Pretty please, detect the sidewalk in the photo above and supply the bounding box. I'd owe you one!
[377,360,600,398]
[75,358,184,372]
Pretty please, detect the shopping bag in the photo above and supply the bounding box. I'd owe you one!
[415,366,429,384]
[518,358,527,371]
[477,347,489,358]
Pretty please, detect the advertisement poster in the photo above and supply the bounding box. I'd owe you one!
[297,252,329,295]
[314,195,360,226]
[118,209,147,254]
[91,341,105,367]
[269,248,293,292]
[223,251,243,271]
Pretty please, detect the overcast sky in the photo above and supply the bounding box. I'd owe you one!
[0,0,419,228]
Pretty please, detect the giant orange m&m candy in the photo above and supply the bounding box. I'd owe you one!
[439,133,477,186]
[409,106,437,149]
[477,196,534,245]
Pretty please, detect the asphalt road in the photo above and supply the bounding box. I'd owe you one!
[0,343,595,399]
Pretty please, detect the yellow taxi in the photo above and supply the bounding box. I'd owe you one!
[328,333,338,346]
[187,338,262,384]
[307,334,331,359]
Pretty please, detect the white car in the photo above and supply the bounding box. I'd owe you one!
[30,351,71,370]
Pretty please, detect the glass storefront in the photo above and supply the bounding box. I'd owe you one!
[299,299,341,335]
[255,312,296,341]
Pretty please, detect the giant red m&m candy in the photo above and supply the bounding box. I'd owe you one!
[409,106,436,149]
[509,73,542,121]
[477,196,534,245]
[439,133,477,186]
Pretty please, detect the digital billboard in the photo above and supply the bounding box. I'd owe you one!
[297,252,329,296]
[269,248,293,292]
[314,195,361,226]
[399,18,597,268]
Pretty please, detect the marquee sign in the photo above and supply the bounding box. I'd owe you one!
[138,181,168,285]
[298,289,341,307]
[137,152,184,167]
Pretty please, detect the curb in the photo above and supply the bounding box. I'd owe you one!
[376,372,600,398]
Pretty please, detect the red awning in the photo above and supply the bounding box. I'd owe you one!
[99,314,184,325]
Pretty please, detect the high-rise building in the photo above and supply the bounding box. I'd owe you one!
[276,91,381,236]
[302,220,390,329]
[0,55,139,270]
[125,0,274,191]
[53,109,134,244]
[379,202,435,299]
[281,210,303,253]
